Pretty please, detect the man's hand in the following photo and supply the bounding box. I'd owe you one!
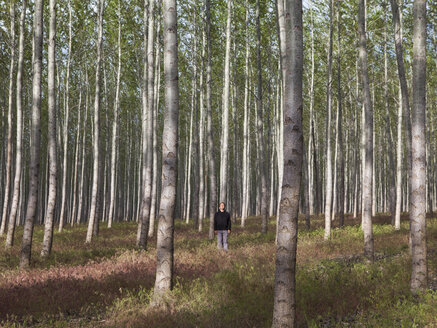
[227,230,231,235]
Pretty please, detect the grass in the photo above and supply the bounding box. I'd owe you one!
[0,214,436,327]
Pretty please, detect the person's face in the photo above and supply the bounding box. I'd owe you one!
[219,203,225,211]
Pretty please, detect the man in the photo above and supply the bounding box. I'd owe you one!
[214,202,231,250]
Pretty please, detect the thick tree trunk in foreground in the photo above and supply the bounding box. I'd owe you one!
[410,0,427,295]
[358,0,374,262]
[152,0,179,302]
[272,0,303,326]
[41,0,57,258]
[20,0,44,268]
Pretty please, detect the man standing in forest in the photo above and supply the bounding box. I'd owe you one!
[214,202,231,251]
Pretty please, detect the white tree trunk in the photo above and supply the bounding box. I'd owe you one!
[358,0,374,262]
[273,0,303,326]
[324,0,334,241]
[86,0,104,243]
[219,0,232,204]
[410,0,427,294]
[41,0,58,258]
[0,2,15,236]
[108,0,122,228]
[6,0,26,248]
[152,0,179,301]
[20,0,44,268]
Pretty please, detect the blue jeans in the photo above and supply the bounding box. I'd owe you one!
[217,230,228,250]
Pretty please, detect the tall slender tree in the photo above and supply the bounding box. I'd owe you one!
[20,0,44,268]
[206,0,217,240]
[220,0,232,205]
[272,0,303,326]
[256,0,268,234]
[0,1,15,237]
[358,0,374,262]
[137,0,155,249]
[59,0,73,232]
[410,0,427,295]
[324,0,334,240]
[6,0,26,248]
[86,0,105,243]
[108,0,122,228]
[152,0,179,302]
[41,0,57,258]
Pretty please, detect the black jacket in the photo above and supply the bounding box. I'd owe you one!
[214,210,231,231]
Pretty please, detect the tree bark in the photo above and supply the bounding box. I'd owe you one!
[256,0,268,233]
[272,0,303,326]
[324,0,334,240]
[358,0,374,262]
[241,0,250,227]
[336,0,345,227]
[137,0,155,249]
[152,0,179,302]
[86,0,105,243]
[219,0,232,205]
[410,0,427,295]
[59,0,73,232]
[0,1,15,237]
[108,0,122,228]
[6,0,26,249]
[41,0,57,258]
[206,0,217,241]
[20,0,44,268]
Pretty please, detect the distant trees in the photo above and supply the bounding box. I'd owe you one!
[0,0,434,306]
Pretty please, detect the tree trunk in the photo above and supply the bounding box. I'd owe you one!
[410,0,427,295]
[206,0,217,241]
[383,5,396,225]
[219,0,232,205]
[149,15,161,237]
[86,0,104,243]
[358,0,374,262]
[152,0,179,302]
[108,0,122,228]
[59,0,73,232]
[324,0,334,240]
[336,0,345,227]
[6,0,26,248]
[198,14,206,232]
[256,0,268,233]
[20,0,44,268]
[0,1,15,236]
[137,0,155,249]
[272,0,303,326]
[241,0,250,227]
[41,0,57,258]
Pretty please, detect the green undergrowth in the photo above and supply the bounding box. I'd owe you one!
[1,216,437,327]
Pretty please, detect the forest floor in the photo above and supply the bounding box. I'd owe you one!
[1,214,437,327]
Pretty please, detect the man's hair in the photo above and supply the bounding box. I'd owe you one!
[219,202,226,207]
